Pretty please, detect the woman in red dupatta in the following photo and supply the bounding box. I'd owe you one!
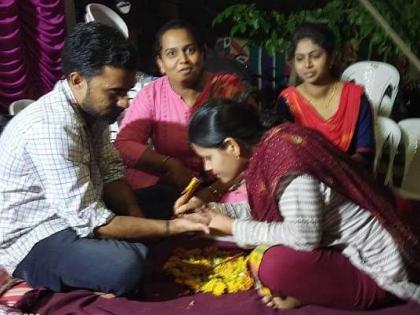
[278,22,375,169]
[178,99,420,310]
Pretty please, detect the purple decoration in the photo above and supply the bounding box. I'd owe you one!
[0,0,65,114]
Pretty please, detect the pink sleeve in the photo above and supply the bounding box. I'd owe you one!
[114,86,154,167]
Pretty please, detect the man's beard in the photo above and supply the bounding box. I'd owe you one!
[100,110,122,124]
[80,88,121,124]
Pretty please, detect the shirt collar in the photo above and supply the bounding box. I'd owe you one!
[61,79,109,133]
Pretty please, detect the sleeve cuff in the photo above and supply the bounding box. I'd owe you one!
[74,207,116,238]
[232,219,245,244]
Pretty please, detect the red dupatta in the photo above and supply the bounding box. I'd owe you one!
[280,82,364,152]
[245,123,420,275]
[192,72,246,112]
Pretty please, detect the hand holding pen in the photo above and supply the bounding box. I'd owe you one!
[174,177,205,216]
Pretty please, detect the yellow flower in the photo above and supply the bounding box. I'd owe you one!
[213,281,227,296]
[163,246,254,296]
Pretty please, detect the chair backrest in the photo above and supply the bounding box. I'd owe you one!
[374,116,401,186]
[109,121,119,143]
[110,73,157,142]
[396,118,420,200]
[0,115,13,135]
[127,72,156,101]
[9,99,35,116]
[85,3,129,39]
[341,61,400,117]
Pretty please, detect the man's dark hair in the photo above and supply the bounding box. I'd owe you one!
[61,22,137,79]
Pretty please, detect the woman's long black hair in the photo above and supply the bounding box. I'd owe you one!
[188,98,283,149]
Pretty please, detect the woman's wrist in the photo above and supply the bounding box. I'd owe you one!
[208,202,224,216]
[209,213,233,235]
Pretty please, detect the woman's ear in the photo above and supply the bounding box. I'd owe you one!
[223,137,241,159]
[156,57,165,75]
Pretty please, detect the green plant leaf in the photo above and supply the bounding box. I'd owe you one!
[212,0,418,79]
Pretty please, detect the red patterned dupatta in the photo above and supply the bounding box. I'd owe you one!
[192,72,246,112]
[280,82,364,152]
[245,123,420,275]
[190,72,247,180]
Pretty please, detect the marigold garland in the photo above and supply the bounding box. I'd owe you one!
[163,246,254,296]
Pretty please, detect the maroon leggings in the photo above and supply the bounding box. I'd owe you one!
[258,245,398,310]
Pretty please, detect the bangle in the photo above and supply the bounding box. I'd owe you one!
[165,220,171,237]
[208,202,223,214]
[160,155,172,173]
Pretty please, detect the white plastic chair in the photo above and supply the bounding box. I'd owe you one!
[374,116,401,186]
[84,3,129,38]
[9,99,35,115]
[341,61,400,117]
[395,118,420,200]
[127,72,156,101]
[109,121,119,143]
[109,73,157,143]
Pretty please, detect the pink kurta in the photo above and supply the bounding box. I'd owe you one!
[115,76,203,189]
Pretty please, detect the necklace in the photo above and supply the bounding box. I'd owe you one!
[324,82,338,108]
[227,174,245,192]
[302,82,338,109]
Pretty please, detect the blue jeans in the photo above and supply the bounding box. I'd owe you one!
[13,228,148,296]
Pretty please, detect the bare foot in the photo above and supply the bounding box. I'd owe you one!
[94,291,116,299]
[255,281,301,309]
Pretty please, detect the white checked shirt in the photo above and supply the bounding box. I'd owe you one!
[0,80,123,274]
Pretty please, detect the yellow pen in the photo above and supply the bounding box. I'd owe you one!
[181,177,202,201]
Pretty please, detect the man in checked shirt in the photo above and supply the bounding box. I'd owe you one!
[0,22,209,297]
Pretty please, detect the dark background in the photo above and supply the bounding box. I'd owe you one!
[74,0,329,74]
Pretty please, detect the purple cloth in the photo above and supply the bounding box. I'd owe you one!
[14,237,420,315]
[19,289,420,315]
[0,0,65,114]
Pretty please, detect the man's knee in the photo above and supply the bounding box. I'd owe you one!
[107,253,146,296]
[60,240,149,296]
[102,242,150,295]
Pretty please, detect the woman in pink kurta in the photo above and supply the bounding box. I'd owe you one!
[115,20,248,217]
